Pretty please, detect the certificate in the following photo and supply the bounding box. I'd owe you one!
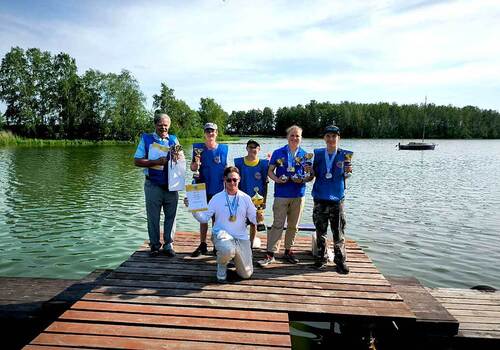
[148,142,170,170]
[185,183,208,212]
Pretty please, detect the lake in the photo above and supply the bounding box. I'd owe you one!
[0,138,499,289]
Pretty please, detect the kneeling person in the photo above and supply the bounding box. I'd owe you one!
[188,166,262,283]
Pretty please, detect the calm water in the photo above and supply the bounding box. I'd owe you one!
[1,139,499,289]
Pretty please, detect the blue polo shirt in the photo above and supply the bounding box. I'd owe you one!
[270,145,307,198]
[234,157,269,197]
[134,132,178,186]
[192,143,228,196]
[311,147,351,202]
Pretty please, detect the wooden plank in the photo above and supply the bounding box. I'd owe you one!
[113,266,390,285]
[90,285,406,309]
[99,278,402,301]
[124,257,379,270]
[457,330,500,339]
[429,287,500,339]
[387,276,458,336]
[59,310,290,333]
[71,300,289,322]
[82,293,415,319]
[30,333,291,350]
[45,321,292,347]
[438,303,500,311]
[430,288,500,300]
[108,271,397,293]
[458,323,500,331]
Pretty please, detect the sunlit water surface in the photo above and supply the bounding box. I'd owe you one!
[1,139,499,289]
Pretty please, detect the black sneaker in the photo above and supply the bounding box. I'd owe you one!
[284,250,299,264]
[149,249,160,257]
[163,247,176,257]
[314,260,327,270]
[336,261,350,274]
[191,242,208,257]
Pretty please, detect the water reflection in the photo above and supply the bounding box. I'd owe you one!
[0,139,499,289]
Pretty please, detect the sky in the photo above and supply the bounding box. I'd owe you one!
[1,0,500,113]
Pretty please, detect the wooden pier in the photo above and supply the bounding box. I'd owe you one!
[22,231,415,349]
[17,231,500,349]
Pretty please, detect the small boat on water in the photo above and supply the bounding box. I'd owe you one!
[398,96,436,151]
[398,141,436,150]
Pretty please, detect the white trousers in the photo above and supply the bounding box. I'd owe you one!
[212,232,253,279]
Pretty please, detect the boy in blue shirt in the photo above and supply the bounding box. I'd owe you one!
[311,125,352,273]
[258,125,312,266]
[234,139,269,246]
[190,123,228,257]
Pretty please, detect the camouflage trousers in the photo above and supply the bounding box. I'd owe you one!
[312,199,346,264]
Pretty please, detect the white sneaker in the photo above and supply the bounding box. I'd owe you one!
[257,254,275,267]
[216,263,227,282]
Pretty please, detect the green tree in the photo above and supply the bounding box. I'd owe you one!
[261,107,275,135]
[198,97,228,134]
[152,83,201,138]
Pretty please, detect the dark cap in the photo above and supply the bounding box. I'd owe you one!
[204,122,218,131]
[247,139,260,147]
[323,125,340,135]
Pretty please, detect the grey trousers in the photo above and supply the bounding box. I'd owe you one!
[213,233,253,279]
[144,179,179,250]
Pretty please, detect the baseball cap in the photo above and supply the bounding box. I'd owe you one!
[323,125,340,135]
[247,139,260,147]
[204,122,218,131]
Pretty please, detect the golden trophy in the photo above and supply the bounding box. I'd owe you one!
[170,144,183,164]
[251,187,267,232]
[291,156,302,180]
[192,148,203,180]
[344,151,353,178]
[304,153,313,178]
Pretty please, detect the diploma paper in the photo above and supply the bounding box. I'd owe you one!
[148,143,170,170]
[185,183,208,212]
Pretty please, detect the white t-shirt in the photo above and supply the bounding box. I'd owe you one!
[193,190,257,240]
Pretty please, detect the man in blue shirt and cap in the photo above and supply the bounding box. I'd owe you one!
[310,125,353,274]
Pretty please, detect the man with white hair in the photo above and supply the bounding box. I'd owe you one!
[134,113,181,257]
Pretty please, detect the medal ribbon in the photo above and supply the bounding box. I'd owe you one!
[210,144,219,163]
[324,148,337,176]
[286,145,298,170]
[225,191,239,219]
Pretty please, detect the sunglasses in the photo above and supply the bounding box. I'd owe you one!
[225,178,239,183]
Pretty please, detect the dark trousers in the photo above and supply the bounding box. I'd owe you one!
[312,199,346,263]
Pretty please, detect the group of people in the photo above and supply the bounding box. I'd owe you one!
[134,113,352,283]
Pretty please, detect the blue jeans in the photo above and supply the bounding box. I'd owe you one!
[144,179,179,251]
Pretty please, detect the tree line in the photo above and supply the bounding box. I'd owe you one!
[1,47,498,141]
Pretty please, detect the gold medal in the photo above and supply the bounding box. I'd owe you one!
[229,215,237,222]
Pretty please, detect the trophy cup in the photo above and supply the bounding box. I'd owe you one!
[276,158,288,182]
[192,148,203,180]
[170,144,183,164]
[251,187,267,232]
[303,153,313,178]
[291,156,302,181]
[344,151,353,178]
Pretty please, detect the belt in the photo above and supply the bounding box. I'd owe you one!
[145,176,169,190]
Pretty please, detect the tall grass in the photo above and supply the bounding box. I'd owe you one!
[0,130,240,148]
[0,130,134,147]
